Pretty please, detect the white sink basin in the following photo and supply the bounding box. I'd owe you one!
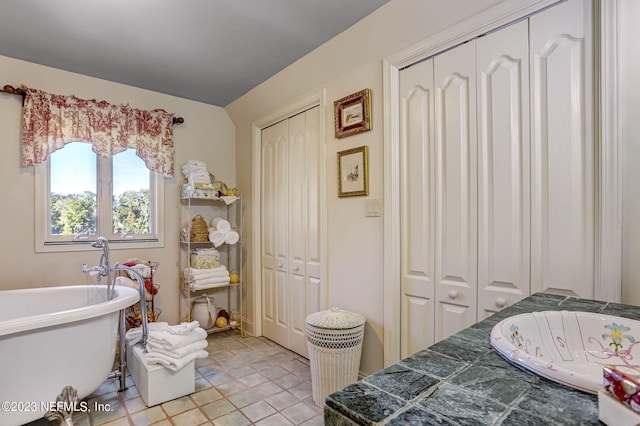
[490,310,640,394]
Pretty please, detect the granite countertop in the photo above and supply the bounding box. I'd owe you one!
[325,293,640,425]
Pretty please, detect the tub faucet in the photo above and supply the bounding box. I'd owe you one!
[83,236,113,297]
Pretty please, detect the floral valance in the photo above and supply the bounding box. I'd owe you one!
[21,87,176,177]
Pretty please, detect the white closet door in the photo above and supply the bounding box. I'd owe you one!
[434,41,478,341]
[476,20,531,319]
[530,0,594,297]
[399,58,436,357]
[261,120,289,346]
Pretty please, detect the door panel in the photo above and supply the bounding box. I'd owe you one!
[261,120,289,346]
[399,58,436,357]
[434,41,478,341]
[288,112,308,355]
[305,107,322,327]
[476,20,530,319]
[530,0,594,298]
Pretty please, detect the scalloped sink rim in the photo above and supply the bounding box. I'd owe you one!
[490,310,640,394]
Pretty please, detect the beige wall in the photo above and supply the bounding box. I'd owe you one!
[226,0,506,375]
[0,55,236,325]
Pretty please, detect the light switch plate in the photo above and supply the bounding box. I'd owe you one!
[365,198,381,217]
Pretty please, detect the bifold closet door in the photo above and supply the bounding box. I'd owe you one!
[433,40,478,342]
[476,20,531,319]
[261,107,321,357]
[399,58,436,358]
[529,0,594,298]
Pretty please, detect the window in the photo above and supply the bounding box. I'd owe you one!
[35,142,164,251]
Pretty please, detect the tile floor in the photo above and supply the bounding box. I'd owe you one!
[31,330,324,426]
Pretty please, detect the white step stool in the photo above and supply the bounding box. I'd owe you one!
[126,342,195,406]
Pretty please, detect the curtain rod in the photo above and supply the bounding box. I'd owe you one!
[0,84,185,124]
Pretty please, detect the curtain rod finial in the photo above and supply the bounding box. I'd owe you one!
[173,117,184,124]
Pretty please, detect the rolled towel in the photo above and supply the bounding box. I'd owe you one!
[166,320,200,335]
[147,327,208,350]
[146,349,208,372]
[211,218,231,234]
[224,231,240,245]
[125,322,169,346]
[208,230,225,248]
[146,339,208,358]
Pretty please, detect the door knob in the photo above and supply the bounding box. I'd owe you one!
[448,290,458,300]
[293,266,299,272]
[278,263,283,268]
[495,297,506,308]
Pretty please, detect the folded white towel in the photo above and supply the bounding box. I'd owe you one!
[182,165,208,173]
[190,276,230,286]
[186,160,207,168]
[125,322,169,346]
[146,349,209,372]
[224,231,240,245]
[190,279,231,291]
[208,230,225,248]
[166,321,200,335]
[146,339,208,358]
[187,265,227,276]
[211,217,231,234]
[186,171,210,180]
[186,267,228,281]
[147,327,208,350]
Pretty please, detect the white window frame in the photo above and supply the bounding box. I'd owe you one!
[35,148,165,252]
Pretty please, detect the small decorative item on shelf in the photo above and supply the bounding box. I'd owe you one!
[212,180,228,196]
[226,187,238,197]
[229,270,239,284]
[216,308,230,328]
[229,309,239,327]
[190,215,209,242]
[190,248,220,269]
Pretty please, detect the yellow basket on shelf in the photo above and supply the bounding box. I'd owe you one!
[190,215,209,242]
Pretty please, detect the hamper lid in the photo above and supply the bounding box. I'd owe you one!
[305,307,365,329]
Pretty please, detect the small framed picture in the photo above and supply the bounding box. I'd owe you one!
[337,145,369,197]
[334,88,372,138]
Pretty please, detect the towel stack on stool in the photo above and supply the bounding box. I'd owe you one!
[126,321,208,372]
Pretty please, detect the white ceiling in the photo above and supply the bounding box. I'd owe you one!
[0,1,389,106]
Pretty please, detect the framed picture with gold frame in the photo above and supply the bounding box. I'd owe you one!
[334,88,372,138]
[337,145,369,197]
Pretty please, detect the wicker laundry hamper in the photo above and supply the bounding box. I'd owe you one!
[306,308,366,406]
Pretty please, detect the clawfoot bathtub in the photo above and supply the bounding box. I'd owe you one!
[0,284,139,426]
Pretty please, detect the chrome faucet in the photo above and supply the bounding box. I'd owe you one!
[82,236,113,298]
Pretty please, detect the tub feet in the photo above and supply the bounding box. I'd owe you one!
[44,385,79,426]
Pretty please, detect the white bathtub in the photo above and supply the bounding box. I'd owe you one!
[0,284,139,426]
